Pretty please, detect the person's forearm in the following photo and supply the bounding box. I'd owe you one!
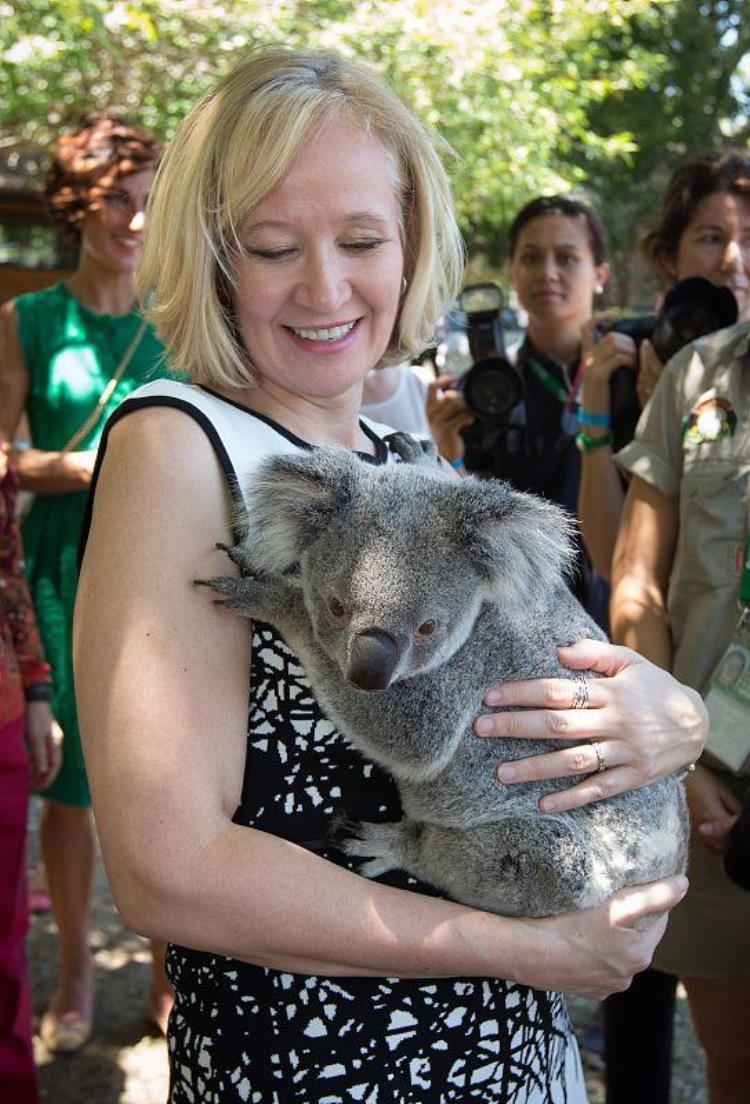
[578,453,624,582]
[577,375,624,581]
[15,447,92,494]
[609,577,672,669]
[110,819,535,984]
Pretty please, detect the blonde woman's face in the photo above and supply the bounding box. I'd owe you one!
[232,118,404,400]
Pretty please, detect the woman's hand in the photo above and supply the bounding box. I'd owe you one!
[687,764,742,856]
[63,449,98,489]
[525,873,687,999]
[474,637,706,813]
[25,702,63,790]
[580,316,638,387]
[636,339,664,409]
[425,375,474,464]
[15,446,98,494]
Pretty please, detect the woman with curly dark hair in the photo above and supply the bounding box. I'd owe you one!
[0,111,172,1052]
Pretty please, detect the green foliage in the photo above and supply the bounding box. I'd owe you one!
[1,0,748,287]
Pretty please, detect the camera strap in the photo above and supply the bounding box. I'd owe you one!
[527,355,583,445]
[526,357,570,404]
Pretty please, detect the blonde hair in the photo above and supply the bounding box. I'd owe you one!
[137,46,464,386]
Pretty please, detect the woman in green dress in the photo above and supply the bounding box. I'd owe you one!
[0,112,173,1052]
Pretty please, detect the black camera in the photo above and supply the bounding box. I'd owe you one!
[441,283,523,425]
[605,277,738,450]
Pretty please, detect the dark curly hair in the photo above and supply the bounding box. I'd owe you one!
[643,150,750,279]
[45,111,163,246]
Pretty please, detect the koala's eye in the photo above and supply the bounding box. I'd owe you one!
[328,596,346,618]
[417,619,437,638]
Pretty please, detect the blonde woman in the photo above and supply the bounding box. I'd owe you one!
[75,48,699,1101]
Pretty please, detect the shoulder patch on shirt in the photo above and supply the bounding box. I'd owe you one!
[682,392,737,446]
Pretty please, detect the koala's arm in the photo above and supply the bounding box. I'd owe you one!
[196,547,306,640]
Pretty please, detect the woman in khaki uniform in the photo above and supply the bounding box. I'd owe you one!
[612,320,750,1103]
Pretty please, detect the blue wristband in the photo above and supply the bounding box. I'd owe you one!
[449,456,465,471]
[577,408,611,427]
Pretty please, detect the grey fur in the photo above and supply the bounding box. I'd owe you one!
[201,437,688,918]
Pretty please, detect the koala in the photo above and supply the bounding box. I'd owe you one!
[201,435,688,919]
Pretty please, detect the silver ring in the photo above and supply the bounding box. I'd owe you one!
[572,676,589,710]
[592,741,606,773]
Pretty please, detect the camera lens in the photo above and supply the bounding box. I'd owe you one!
[462,357,523,423]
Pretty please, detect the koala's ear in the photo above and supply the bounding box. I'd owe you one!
[242,449,362,572]
[451,478,577,605]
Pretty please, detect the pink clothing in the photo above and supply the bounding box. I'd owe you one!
[0,715,39,1104]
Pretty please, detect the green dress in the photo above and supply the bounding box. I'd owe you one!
[15,281,168,806]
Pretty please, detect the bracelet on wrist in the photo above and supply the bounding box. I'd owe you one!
[25,683,53,703]
[449,456,465,471]
[577,407,611,428]
[575,430,614,453]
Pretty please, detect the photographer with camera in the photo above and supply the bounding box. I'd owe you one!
[428,194,611,624]
[578,150,750,587]
[609,152,750,1104]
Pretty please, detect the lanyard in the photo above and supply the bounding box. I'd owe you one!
[527,356,583,411]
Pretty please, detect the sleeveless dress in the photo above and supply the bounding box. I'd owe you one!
[15,282,167,807]
[88,380,588,1104]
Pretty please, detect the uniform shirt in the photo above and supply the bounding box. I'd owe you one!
[616,321,750,694]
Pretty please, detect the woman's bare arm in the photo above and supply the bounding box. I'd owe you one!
[0,300,96,493]
[610,475,678,668]
[74,409,686,997]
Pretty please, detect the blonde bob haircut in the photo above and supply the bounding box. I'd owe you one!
[138,46,465,387]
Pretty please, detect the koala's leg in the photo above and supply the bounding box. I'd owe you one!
[379,817,597,918]
[341,820,423,880]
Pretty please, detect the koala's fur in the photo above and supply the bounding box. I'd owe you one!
[203,435,688,919]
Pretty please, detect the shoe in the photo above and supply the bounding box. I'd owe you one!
[39,1009,93,1054]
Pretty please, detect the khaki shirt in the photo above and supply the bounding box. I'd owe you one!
[616,322,750,694]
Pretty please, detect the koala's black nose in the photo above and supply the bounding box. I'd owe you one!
[347,630,400,691]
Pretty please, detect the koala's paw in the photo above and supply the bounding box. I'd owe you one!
[342,819,419,880]
[194,574,267,617]
[215,541,258,578]
[386,432,439,467]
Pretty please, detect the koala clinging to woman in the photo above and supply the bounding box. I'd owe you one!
[201,435,687,919]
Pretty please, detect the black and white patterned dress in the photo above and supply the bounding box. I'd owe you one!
[97,381,588,1104]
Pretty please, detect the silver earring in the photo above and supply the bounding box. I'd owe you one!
[595,283,604,295]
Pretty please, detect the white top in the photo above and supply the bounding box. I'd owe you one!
[360,367,430,437]
[126,378,395,507]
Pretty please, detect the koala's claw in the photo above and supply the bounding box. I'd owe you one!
[342,819,418,880]
[215,541,258,577]
[386,432,439,467]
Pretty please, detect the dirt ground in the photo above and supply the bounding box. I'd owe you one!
[27,797,709,1104]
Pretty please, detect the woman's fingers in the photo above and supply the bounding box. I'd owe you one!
[493,738,623,785]
[608,875,688,930]
[483,673,604,712]
[556,637,636,677]
[537,765,646,813]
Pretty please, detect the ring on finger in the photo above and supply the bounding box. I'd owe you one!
[572,676,589,710]
[591,740,606,773]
